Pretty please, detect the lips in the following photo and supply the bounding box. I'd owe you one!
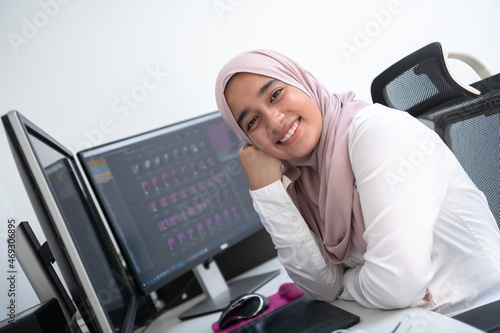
[279,118,300,143]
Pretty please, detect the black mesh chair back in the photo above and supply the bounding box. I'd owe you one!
[371,42,499,228]
[371,42,489,117]
[417,75,500,227]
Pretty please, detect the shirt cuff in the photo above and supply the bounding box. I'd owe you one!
[250,179,294,215]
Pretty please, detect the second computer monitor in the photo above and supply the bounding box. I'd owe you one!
[78,112,265,297]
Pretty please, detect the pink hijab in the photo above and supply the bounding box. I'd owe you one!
[215,50,368,264]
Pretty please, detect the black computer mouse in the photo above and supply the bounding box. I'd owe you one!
[217,293,270,329]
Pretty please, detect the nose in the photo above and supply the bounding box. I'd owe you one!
[265,109,285,132]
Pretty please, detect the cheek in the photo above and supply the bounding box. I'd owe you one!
[312,107,323,132]
[282,92,302,108]
[247,130,268,149]
[248,131,281,158]
[306,98,322,126]
[302,101,323,147]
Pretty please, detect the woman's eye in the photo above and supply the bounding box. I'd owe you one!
[271,89,282,102]
[247,117,257,130]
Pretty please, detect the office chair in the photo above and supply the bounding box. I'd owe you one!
[371,42,500,333]
[371,42,491,117]
[371,42,500,229]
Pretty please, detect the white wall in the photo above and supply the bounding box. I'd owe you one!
[1,0,499,319]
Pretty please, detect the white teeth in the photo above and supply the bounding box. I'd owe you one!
[280,119,299,143]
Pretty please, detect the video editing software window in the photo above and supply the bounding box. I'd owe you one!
[79,112,262,294]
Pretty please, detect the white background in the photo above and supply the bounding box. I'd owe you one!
[0,0,499,319]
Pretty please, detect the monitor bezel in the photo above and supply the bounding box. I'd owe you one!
[2,110,138,333]
[15,221,82,333]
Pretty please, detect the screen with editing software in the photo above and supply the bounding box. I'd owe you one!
[78,112,263,295]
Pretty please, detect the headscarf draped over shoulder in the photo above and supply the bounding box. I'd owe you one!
[215,50,368,263]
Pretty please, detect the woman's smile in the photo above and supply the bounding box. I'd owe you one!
[278,118,301,144]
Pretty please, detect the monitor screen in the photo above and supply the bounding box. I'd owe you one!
[77,112,264,296]
[2,111,137,333]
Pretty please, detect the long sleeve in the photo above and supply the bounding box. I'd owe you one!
[250,180,345,302]
[342,104,449,309]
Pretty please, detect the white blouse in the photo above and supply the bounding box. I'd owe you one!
[250,104,500,316]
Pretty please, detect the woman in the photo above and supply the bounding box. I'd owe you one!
[215,49,500,316]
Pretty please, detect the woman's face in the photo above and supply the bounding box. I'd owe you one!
[224,72,323,161]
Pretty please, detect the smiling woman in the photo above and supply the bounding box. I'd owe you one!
[224,73,323,162]
[214,49,500,317]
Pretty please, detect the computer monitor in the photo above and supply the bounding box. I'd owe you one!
[77,111,279,319]
[2,110,138,333]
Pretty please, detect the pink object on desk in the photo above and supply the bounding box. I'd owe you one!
[212,283,306,333]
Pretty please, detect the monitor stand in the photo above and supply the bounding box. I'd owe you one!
[178,260,280,320]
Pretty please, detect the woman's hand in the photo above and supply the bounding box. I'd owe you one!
[239,144,283,190]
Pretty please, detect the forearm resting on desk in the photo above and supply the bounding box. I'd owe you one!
[250,180,344,302]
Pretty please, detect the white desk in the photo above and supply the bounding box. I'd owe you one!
[140,257,483,333]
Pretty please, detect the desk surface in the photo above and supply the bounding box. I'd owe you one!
[139,257,483,333]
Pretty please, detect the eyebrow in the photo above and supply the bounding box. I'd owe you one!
[236,79,281,129]
[258,79,280,97]
[237,108,250,130]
